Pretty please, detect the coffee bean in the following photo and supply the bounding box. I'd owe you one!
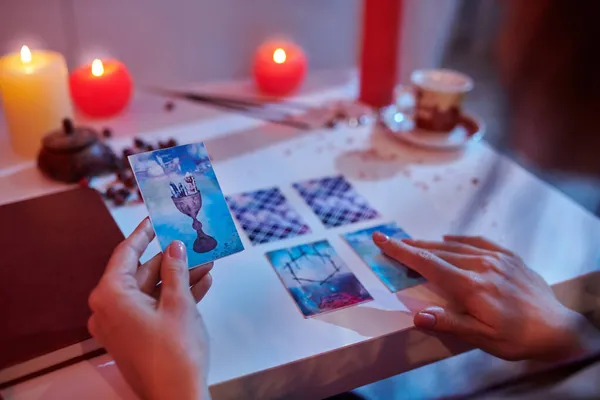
[101,128,113,138]
[117,188,131,199]
[164,101,175,111]
[134,138,146,148]
[106,187,118,199]
[325,118,337,129]
[113,194,126,206]
[117,169,131,183]
[123,175,136,189]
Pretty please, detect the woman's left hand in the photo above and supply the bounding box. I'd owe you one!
[372,233,600,362]
[88,218,213,400]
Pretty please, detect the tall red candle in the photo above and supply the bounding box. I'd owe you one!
[70,59,133,118]
[359,0,402,108]
[253,41,307,96]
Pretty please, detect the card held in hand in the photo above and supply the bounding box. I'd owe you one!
[293,175,379,228]
[266,240,373,317]
[227,187,311,245]
[343,222,425,292]
[129,142,243,268]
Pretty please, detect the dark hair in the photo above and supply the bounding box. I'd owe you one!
[498,0,600,176]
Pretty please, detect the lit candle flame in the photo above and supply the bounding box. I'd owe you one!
[20,45,32,64]
[91,59,104,77]
[273,48,286,64]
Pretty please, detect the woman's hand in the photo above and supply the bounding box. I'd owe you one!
[88,218,212,400]
[373,233,600,362]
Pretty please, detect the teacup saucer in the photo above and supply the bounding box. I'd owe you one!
[380,108,485,151]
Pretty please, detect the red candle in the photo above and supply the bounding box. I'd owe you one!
[69,59,133,118]
[359,0,402,108]
[253,41,307,96]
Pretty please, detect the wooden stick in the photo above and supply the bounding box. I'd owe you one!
[146,87,312,111]
[158,91,312,130]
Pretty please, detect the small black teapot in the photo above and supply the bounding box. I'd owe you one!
[37,118,120,183]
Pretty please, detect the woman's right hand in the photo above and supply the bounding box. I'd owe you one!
[373,233,600,362]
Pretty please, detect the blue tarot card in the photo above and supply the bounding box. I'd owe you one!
[227,187,311,245]
[129,142,244,268]
[293,175,379,228]
[266,240,373,317]
[343,222,425,292]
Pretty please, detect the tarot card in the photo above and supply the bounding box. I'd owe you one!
[226,187,311,245]
[129,142,244,268]
[293,175,379,228]
[266,240,373,317]
[343,222,425,292]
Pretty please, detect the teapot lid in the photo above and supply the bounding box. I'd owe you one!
[42,118,98,153]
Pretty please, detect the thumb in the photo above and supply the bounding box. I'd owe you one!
[414,306,484,336]
[161,241,191,295]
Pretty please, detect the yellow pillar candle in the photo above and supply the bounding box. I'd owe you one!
[0,46,74,158]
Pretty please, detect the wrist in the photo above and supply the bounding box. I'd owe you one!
[544,308,600,362]
[148,368,209,400]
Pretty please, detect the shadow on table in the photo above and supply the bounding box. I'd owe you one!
[316,306,411,338]
[335,127,464,182]
[395,283,452,312]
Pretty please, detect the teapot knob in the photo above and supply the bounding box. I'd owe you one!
[62,118,75,135]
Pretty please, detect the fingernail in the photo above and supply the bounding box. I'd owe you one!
[169,240,187,261]
[372,232,389,244]
[415,311,437,329]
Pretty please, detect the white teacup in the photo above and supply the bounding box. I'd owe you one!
[399,69,474,132]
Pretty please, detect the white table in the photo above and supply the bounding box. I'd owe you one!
[2,72,600,400]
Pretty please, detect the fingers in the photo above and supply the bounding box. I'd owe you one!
[189,263,213,286]
[191,274,213,303]
[414,306,495,337]
[443,235,514,256]
[426,250,477,267]
[401,241,481,269]
[87,315,99,338]
[149,262,213,300]
[402,239,490,256]
[106,218,155,276]
[373,232,468,288]
[188,263,213,303]
[159,241,193,308]
[136,253,163,294]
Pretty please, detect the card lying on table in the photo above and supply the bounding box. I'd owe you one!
[227,187,311,245]
[343,222,425,292]
[293,175,379,228]
[266,240,372,317]
[130,142,243,268]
